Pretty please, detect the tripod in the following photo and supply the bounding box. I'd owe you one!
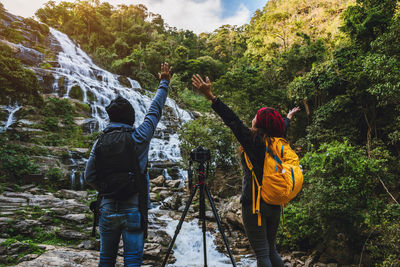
[161,160,237,267]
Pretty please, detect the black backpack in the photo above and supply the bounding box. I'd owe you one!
[93,127,142,199]
[89,127,148,237]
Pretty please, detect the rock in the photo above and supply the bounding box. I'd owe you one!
[7,241,31,255]
[77,239,99,250]
[14,245,124,266]
[56,229,87,240]
[151,175,165,187]
[147,230,171,247]
[161,194,182,210]
[217,195,243,230]
[148,167,164,179]
[0,40,43,66]
[0,195,28,205]
[293,251,306,257]
[18,253,40,263]
[14,219,41,235]
[0,217,13,236]
[150,193,159,202]
[282,255,292,262]
[192,111,203,118]
[81,118,99,133]
[57,189,88,200]
[34,68,55,93]
[50,207,69,215]
[72,148,89,154]
[117,76,131,88]
[205,211,216,221]
[304,250,319,267]
[151,186,167,193]
[143,243,163,261]
[165,166,182,180]
[20,184,36,191]
[150,161,178,168]
[159,190,173,200]
[0,243,7,255]
[39,214,54,225]
[165,180,180,188]
[61,214,87,224]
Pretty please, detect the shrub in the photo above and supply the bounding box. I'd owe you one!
[0,134,40,181]
[278,140,391,253]
[46,167,63,182]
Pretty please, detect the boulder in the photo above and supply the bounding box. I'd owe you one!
[143,243,163,261]
[77,239,100,250]
[151,175,165,187]
[147,230,171,247]
[61,214,87,224]
[117,75,131,88]
[14,219,41,235]
[14,245,124,266]
[56,189,88,200]
[165,180,180,188]
[56,229,87,240]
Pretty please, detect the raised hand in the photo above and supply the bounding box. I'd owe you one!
[191,74,215,101]
[158,62,173,81]
[287,107,301,120]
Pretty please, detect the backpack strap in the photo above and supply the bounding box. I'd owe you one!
[243,152,262,227]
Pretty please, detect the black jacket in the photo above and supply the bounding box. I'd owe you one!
[211,98,290,205]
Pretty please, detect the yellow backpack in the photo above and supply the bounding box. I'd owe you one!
[244,137,303,226]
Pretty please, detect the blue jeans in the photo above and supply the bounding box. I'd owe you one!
[99,201,144,267]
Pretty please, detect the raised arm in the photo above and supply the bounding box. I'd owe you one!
[134,63,173,142]
[191,74,255,152]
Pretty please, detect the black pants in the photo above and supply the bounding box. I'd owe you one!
[242,202,284,267]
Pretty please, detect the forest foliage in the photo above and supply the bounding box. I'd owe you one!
[1,0,399,264]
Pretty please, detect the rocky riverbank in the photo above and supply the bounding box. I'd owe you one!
[0,179,358,267]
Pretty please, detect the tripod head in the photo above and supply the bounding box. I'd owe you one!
[188,146,211,190]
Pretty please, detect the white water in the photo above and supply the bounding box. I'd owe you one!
[164,216,233,267]
[0,103,21,131]
[49,28,192,163]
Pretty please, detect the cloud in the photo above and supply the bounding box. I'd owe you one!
[101,0,251,33]
[2,0,51,18]
[1,0,251,34]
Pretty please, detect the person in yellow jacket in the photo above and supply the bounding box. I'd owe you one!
[192,74,300,267]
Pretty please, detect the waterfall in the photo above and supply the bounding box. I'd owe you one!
[0,103,21,132]
[163,216,234,267]
[49,28,192,164]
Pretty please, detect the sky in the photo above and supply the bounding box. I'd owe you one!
[0,0,266,33]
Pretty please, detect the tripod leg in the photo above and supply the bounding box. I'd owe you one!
[161,185,198,267]
[205,185,237,267]
[199,184,208,267]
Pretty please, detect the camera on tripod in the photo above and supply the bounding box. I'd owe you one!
[190,146,211,163]
[162,146,236,267]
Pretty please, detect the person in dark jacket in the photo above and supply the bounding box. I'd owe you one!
[191,74,299,267]
[85,63,172,267]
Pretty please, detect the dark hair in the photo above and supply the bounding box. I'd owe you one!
[238,126,272,156]
[105,96,135,125]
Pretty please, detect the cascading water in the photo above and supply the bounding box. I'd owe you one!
[50,28,192,164]
[0,103,21,132]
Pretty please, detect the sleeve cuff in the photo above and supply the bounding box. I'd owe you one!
[211,97,221,109]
